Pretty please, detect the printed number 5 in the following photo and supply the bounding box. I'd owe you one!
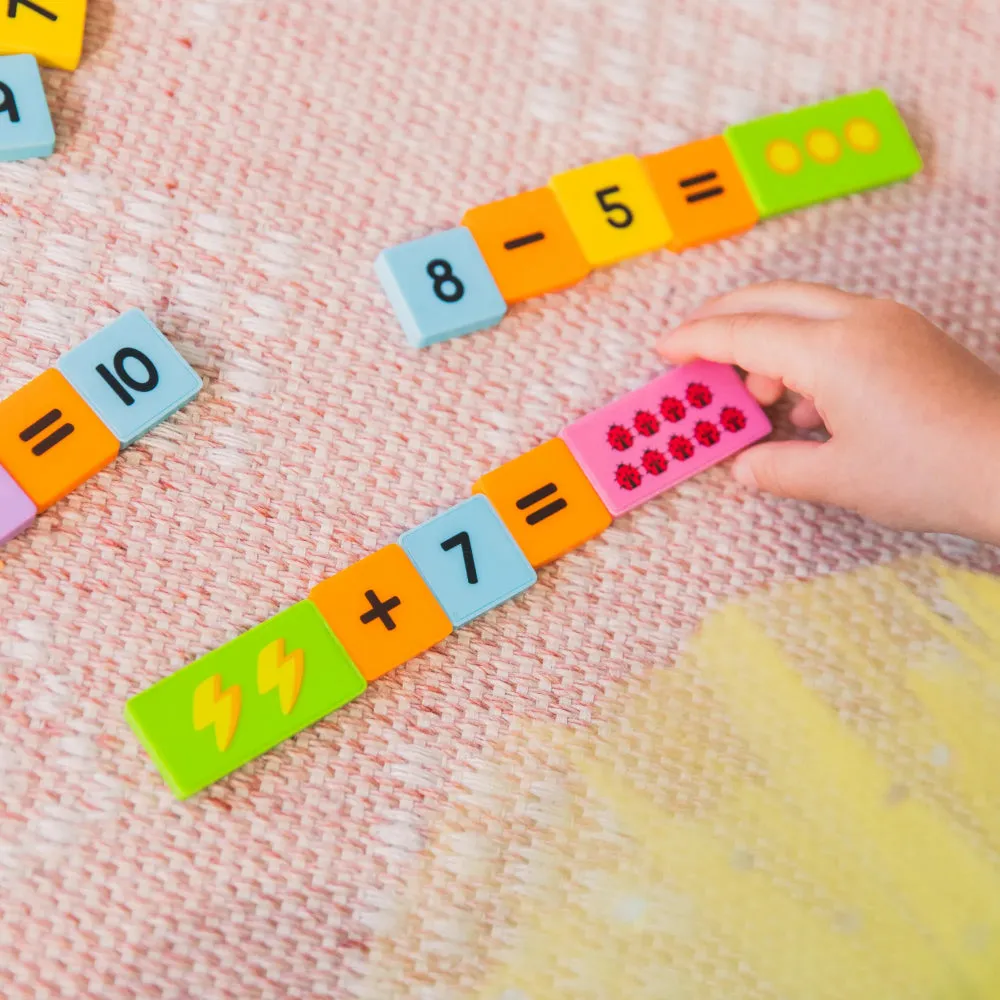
[441,531,478,584]
[595,186,634,229]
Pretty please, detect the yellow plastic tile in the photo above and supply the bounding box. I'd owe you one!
[549,154,672,267]
[0,368,118,511]
[309,544,453,682]
[0,1,88,72]
[473,438,612,568]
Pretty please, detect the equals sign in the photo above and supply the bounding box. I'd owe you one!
[678,170,725,204]
[516,482,567,525]
[503,231,545,250]
[20,408,74,456]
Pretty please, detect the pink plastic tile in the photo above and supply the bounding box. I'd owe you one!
[560,361,772,516]
[0,465,36,544]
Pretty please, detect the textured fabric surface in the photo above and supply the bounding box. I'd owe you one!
[1,0,1000,996]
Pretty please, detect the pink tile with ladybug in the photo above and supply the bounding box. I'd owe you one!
[560,361,772,516]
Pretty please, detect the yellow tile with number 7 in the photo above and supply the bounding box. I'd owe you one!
[0,1,88,72]
[549,154,673,267]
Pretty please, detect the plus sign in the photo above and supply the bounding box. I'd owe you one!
[359,589,401,631]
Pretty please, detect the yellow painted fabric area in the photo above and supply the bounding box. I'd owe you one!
[358,556,1000,997]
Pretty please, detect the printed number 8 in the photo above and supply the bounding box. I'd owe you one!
[596,186,634,229]
[427,258,465,303]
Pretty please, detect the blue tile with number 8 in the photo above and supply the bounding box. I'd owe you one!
[375,227,507,348]
[0,54,55,162]
[57,309,203,447]
[399,495,536,627]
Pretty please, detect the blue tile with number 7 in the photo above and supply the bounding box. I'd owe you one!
[399,495,536,627]
[375,227,507,348]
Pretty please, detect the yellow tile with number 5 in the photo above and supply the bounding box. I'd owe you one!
[0,0,88,72]
[549,154,672,267]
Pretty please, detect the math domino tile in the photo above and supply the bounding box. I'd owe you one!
[642,135,759,251]
[310,544,453,682]
[124,600,366,799]
[724,89,922,218]
[0,0,88,71]
[57,309,202,447]
[561,361,772,516]
[399,495,536,627]
[462,187,591,303]
[473,438,611,568]
[0,54,55,162]
[375,227,507,348]
[0,368,118,511]
[549,154,671,267]
[0,465,36,544]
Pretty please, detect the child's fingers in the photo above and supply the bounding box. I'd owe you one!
[744,372,784,405]
[684,281,856,322]
[731,440,833,503]
[789,396,824,429]
[658,313,826,397]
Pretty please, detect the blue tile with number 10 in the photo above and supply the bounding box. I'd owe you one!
[375,227,507,348]
[0,54,55,162]
[57,309,203,447]
[399,495,536,627]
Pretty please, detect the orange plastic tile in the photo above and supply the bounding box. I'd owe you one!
[473,438,612,568]
[309,543,452,682]
[0,369,118,511]
[462,188,591,304]
[642,136,759,252]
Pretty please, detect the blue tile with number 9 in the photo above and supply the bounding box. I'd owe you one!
[57,309,203,447]
[399,495,536,627]
[0,54,55,162]
[375,227,507,348]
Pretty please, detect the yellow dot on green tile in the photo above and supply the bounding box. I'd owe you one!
[806,129,841,163]
[845,117,880,153]
[766,139,802,174]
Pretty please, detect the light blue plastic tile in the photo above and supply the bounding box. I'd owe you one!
[0,54,55,162]
[399,495,536,627]
[0,465,36,545]
[375,227,507,348]
[57,310,203,447]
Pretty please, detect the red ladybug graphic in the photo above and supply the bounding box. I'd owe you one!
[660,395,686,423]
[719,406,747,433]
[668,435,695,461]
[686,382,713,408]
[694,420,720,446]
[615,463,642,490]
[642,449,668,475]
[634,410,660,437]
[607,424,634,452]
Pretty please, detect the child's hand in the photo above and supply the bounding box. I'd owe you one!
[658,281,1000,544]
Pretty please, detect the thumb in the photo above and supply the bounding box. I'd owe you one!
[731,440,834,504]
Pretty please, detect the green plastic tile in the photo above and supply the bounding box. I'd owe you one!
[125,600,366,799]
[724,89,922,218]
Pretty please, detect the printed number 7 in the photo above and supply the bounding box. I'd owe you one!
[441,531,478,584]
[596,186,634,229]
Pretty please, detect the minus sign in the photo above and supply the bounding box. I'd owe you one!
[503,231,546,250]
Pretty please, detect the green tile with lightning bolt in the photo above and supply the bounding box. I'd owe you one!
[724,89,922,218]
[125,600,366,799]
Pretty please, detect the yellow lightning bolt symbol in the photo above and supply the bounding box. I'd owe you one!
[257,638,304,715]
[192,675,241,752]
